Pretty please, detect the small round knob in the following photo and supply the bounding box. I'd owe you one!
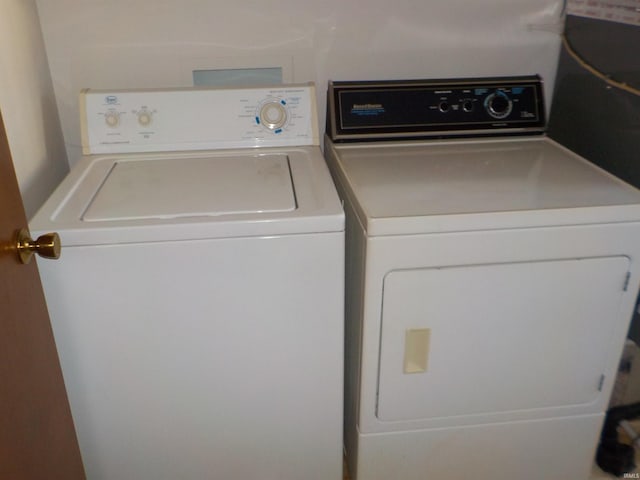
[105,111,120,128]
[137,110,152,127]
[15,229,61,264]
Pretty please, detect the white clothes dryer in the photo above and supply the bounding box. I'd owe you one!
[31,84,344,480]
[324,76,640,480]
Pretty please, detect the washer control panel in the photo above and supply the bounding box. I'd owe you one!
[327,76,545,141]
[80,83,318,154]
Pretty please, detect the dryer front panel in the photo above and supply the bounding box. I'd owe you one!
[376,256,629,423]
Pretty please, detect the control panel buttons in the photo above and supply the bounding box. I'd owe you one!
[259,101,288,131]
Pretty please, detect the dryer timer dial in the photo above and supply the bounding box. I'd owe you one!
[484,91,513,120]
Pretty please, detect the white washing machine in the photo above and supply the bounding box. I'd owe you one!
[30,84,344,480]
[323,76,640,480]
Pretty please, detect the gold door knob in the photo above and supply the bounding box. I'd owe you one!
[15,228,61,264]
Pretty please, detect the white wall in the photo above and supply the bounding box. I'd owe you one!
[36,0,565,167]
[0,0,68,218]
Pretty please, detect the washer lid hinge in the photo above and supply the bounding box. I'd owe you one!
[598,374,605,392]
[624,272,632,292]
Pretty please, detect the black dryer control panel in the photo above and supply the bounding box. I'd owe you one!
[327,75,546,142]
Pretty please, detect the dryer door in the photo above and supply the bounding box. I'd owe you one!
[376,256,630,423]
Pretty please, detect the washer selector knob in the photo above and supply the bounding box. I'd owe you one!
[137,109,152,127]
[259,101,288,131]
[104,110,121,128]
[484,91,513,120]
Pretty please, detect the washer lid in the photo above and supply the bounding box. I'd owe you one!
[30,147,344,245]
[83,154,295,221]
[329,136,640,235]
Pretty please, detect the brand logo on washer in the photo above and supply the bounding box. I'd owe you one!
[105,95,118,105]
